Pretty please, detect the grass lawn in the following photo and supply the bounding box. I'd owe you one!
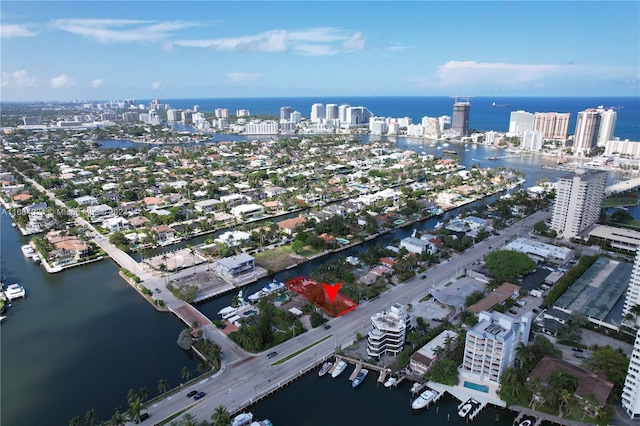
[254,244,324,272]
[602,197,639,207]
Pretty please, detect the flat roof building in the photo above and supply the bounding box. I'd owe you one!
[505,237,573,265]
[367,303,411,359]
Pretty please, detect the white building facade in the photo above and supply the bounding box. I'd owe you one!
[367,303,411,358]
[624,249,640,328]
[622,329,640,419]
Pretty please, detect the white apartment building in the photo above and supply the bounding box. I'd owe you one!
[338,104,350,123]
[290,111,302,124]
[244,121,278,135]
[509,110,534,136]
[604,139,640,159]
[461,311,532,383]
[166,109,179,122]
[622,328,640,419]
[367,303,411,358]
[597,108,617,147]
[310,103,325,123]
[280,106,293,122]
[369,118,388,136]
[574,109,601,155]
[550,169,607,239]
[521,129,544,151]
[533,112,570,141]
[624,250,640,328]
[421,116,442,139]
[406,124,424,138]
[325,103,338,120]
[215,108,230,118]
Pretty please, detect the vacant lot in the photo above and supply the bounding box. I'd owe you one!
[254,244,323,272]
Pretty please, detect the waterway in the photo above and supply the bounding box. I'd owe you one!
[1,141,637,425]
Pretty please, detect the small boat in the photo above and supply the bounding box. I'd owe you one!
[32,254,41,263]
[21,245,35,259]
[318,362,333,377]
[412,389,438,410]
[0,315,6,323]
[331,360,347,378]
[4,283,26,300]
[458,401,473,418]
[248,279,285,303]
[232,412,254,426]
[518,420,532,426]
[487,156,499,160]
[218,290,249,319]
[410,382,425,395]
[492,102,510,108]
[351,369,368,388]
[443,149,458,155]
[384,377,399,388]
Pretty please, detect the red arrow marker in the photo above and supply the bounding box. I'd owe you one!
[322,282,342,302]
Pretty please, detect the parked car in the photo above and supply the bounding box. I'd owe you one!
[193,391,206,400]
[266,351,278,359]
[572,347,584,352]
[186,390,198,398]
[135,412,150,423]
[508,309,518,314]
[532,308,539,314]
[432,318,443,322]
[323,324,331,330]
[420,275,426,279]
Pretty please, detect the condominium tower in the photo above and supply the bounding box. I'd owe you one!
[461,310,532,383]
[573,107,617,155]
[452,100,470,137]
[533,112,570,141]
[621,328,640,419]
[508,110,534,136]
[550,169,607,239]
[367,303,411,358]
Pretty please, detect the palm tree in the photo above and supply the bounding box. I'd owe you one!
[108,409,127,426]
[127,400,142,425]
[211,405,232,426]
[83,408,97,426]
[558,389,572,416]
[69,415,82,426]
[138,386,149,402]
[179,413,198,426]
[181,366,192,382]
[158,378,169,395]
[127,388,139,405]
[187,244,197,275]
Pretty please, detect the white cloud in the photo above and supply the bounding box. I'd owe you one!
[174,28,366,56]
[51,19,197,43]
[226,73,262,83]
[0,70,38,88]
[411,60,636,90]
[151,81,161,90]
[342,32,365,51]
[0,24,36,38]
[51,74,75,89]
[92,79,105,88]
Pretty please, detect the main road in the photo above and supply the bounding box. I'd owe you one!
[136,209,551,424]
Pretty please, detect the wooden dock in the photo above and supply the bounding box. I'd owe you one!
[348,363,362,381]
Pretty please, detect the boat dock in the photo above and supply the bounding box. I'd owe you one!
[509,405,588,426]
[333,355,392,384]
[348,363,362,381]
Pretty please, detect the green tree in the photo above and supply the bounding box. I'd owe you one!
[211,405,232,426]
[425,357,458,386]
[158,378,169,395]
[181,366,192,382]
[484,250,536,282]
[108,409,127,426]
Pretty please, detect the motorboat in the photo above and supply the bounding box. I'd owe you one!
[412,389,437,410]
[410,382,425,395]
[250,421,273,426]
[32,254,41,263]
[351,369,368,388]
[331,360,347,378]
[232,412,254,426]
[218,290,249,319]
[384,377,399,388]
[458,401,473,418]
[5,283,26,300]
[518,420,532,426]
[21,245,36,259]
[248,280,285,303]
[318,361,333,377]
[0,315,6,323]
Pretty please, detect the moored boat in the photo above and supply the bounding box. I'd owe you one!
[318,361,333,377]
[458,401,473,418]
[384,377,398,388]
[248,279,285,303]
[21,245,35,259]
[351,368,368,388]
[232,412,254,426]
[218,290,249,319]
[331,360,347,378]
[412,389,437,409]
[410,382,425,395]
[5,283,26,300]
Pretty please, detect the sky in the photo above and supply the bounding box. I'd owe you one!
[1,1,639,101]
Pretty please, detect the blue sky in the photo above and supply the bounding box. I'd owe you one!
[1,1,639,101]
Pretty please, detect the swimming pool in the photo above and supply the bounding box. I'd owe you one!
[464,381,489,393]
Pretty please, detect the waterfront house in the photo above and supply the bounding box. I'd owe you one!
[75,195,98,206]
[194,198,221,214]
[277,216,307,235]
[230,203,264,221]
[12,193,32,203]
[129,216,150,228]
[410,330,458,376]
[86,204,113,221]
[151,224,175,243]
[214,253,256,282]
[102,217,130,233]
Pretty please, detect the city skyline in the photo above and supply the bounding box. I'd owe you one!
[1,1,639,101]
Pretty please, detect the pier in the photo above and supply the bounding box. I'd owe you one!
[509,405,589,426]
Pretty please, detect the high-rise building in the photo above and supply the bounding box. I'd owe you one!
[338,104,350,123]
[461,311,532,383]
[622,328,640,419]
[367,303,411,358]
[325,104,338,120]
[533,112,570,141]
[597,108,617,147]
[345,106,373,126]
[122,112,139,123]
[573,109,601,155]
[521,129,544,151]
[550,169,607,239]
[181,110,193,123]
[310,103,325,123]
[280,106,293,122]
[509,110,534,136]
[215,108,230,118]
[624,250,640,328]
[290,111,301,124]
[166,109,179,122]
[452,100,470,137]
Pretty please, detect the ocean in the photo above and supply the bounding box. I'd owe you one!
[143,96,640,142]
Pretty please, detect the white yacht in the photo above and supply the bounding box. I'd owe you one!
[331,360,347,378]
[458,400,474,418]
[218,290,250,319]
[5,284,26,300]
[232,413,253,426]
[21,245,35,259]
[412,389,437,409]
[410,382,425,395]
[351,369,368,388]
[384,377,399,388]
[248,280,285,303]
[318,361,333,377]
